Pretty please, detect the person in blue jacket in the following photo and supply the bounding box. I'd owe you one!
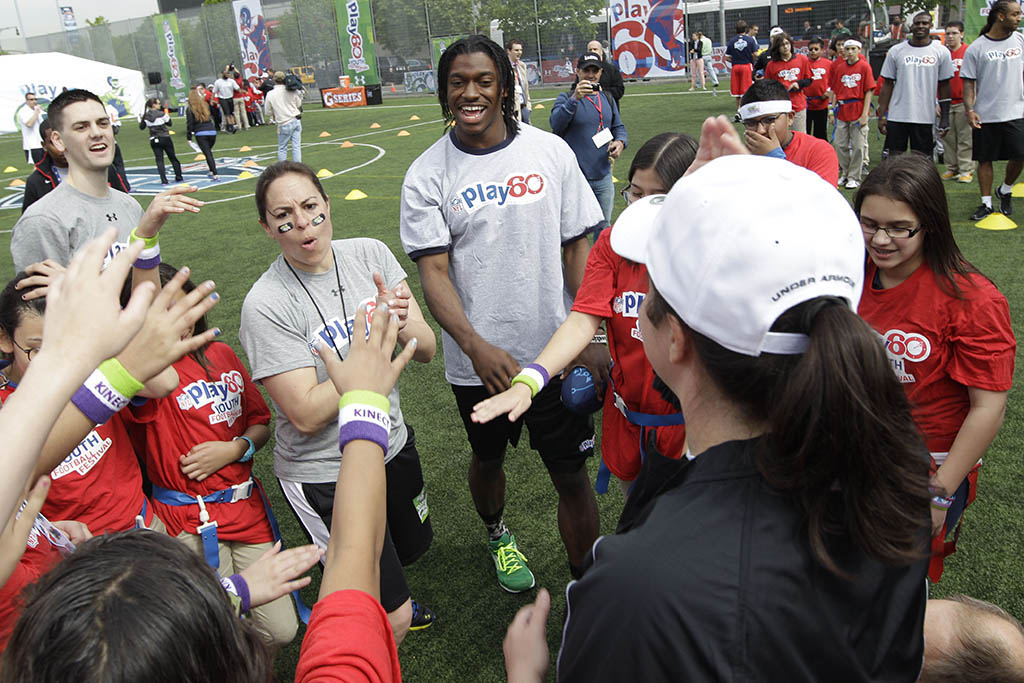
[550,53,627,229]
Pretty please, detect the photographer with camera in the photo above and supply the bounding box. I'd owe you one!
[550,53,628,228]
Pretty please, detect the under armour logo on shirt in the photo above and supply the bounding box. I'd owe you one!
[106,213,117,222]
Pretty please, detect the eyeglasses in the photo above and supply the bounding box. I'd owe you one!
[742,114,784,130]
[859,220,922,239]
[11,339,40,361]
[621,187,639,205]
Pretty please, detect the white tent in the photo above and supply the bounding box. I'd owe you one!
[0,53,146,135]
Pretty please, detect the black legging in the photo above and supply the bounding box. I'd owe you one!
[150,136,183,183]
[194,134,217,175]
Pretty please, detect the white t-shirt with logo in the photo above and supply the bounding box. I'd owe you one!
[881,40,955,123]
[18,105,42,151]
[400,124,604,385]
[212,77,239,99]
[961,31,1024,123]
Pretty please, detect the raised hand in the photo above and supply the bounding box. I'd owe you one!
[686,116,750,176]
[136,184,204,239]
[238,541,325,609]
[14,259,65,302]
[317,304,417,398]
[472,383,534,424]
[372,272,410,332]
[503,588,551,683]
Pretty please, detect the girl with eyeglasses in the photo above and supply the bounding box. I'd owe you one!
[855,153,1016,582]
[473,133,697,496]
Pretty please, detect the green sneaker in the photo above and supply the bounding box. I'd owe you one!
[488,532,535,593]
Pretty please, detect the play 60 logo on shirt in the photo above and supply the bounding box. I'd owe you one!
[176,371,245,427]
[449,173,546,214]
[881,328,932,384]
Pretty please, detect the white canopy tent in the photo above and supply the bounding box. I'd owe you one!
[0,52,145,135]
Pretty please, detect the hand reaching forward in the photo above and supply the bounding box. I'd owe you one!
[317,304,417,398]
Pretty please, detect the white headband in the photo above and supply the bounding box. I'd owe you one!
[844,39,863,48]
[739,100,793,120]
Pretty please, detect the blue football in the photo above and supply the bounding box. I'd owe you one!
[561,366,603,415]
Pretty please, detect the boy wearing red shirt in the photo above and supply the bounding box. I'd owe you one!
[804,38,832,140]
[941,21,974,183]
[829,39,875,188]
[740,79,839,186]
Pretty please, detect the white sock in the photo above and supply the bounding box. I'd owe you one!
[982,196,992,208]
[1000,183,1014,195]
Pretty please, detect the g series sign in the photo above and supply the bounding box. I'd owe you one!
[320,86,367,108]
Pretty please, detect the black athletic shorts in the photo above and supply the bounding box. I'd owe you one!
[282,425,432,612]
[972,118,1024,162]
[218,97,235,116]
[451,378,594,474]
[884,121,933,156]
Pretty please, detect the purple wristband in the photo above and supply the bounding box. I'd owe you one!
[133,254,161,270]
[228,573,251,613]
[525,363,550,386]
[338,420,388,453]
[70,383,116,425]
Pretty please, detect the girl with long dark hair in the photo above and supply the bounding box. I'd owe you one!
[855,153,1015,581]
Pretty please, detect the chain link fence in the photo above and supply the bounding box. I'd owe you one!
[22,0,907,97]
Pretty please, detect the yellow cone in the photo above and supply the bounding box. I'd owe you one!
[1012,183,1024,198]
[410,114,420,121]
[238,170,255,179]
[533,103,544,109]
[8,178,25,187]
[319,131,331,138]
[243,159,259,168]
[169,130,176,135]
[344,189,368,200]
[3,166,17,172]
[340,140,354,148]
[316,168,333,178]
[370,122,381,129]
[195,154,206,161]
[239,145,252,152]
[975,212,1018,231]
[397,130,410,137]
[612,176,619,183]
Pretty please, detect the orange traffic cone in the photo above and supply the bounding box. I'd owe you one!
[390,84,397,93]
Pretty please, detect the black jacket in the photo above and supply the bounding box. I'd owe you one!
[21,152,129,214]
[140,108,173,140]
[559,437,929,682]
[186,108,217,140]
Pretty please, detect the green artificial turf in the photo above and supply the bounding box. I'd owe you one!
[0,80,1021,682]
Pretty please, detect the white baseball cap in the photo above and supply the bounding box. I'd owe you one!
[770,26,785,37]
[610,155,864,357]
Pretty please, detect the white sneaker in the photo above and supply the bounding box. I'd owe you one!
[838,176,847,187]
[845,178,860,189]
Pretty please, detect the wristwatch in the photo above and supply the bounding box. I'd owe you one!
[233,435,255,463]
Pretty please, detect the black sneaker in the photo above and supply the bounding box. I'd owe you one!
[995,185,1013,216]
[970,204,994,221]
[409,600,435,631]
[733,113,742,123]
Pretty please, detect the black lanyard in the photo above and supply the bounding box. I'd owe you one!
[284,245,349,363]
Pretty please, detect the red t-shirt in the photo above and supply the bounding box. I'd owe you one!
[804,57,832,111]
[295,589,402,683]
[829,58,876,121]
[125,343,273,542]
[947,43,967,104]
[0,386,155,534]
[857,263,1015,453]
[0,533,62,652]
[765,53,811,112]
[571,230,686,481]
[783,131,839,187]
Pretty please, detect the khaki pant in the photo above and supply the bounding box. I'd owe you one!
[792,109,807,134]
[232,96,249,129]
[176,531,298,647]
[944,102,974,175]
[835,119,868,182]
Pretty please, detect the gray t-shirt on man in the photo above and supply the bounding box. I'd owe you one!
[961,32,1024,123]
[399,124,604,385]
[11,180,140,271]
[240,238,409,483]
[881,40,954,124]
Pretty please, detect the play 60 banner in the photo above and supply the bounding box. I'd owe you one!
[335,0,380,87]
[610,0,689,79]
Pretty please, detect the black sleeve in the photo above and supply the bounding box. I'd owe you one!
[21,176,42,214]
[796,78,812,89]
[186,110,195,139]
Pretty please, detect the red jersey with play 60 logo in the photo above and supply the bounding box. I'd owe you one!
[858,263,1015,453]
